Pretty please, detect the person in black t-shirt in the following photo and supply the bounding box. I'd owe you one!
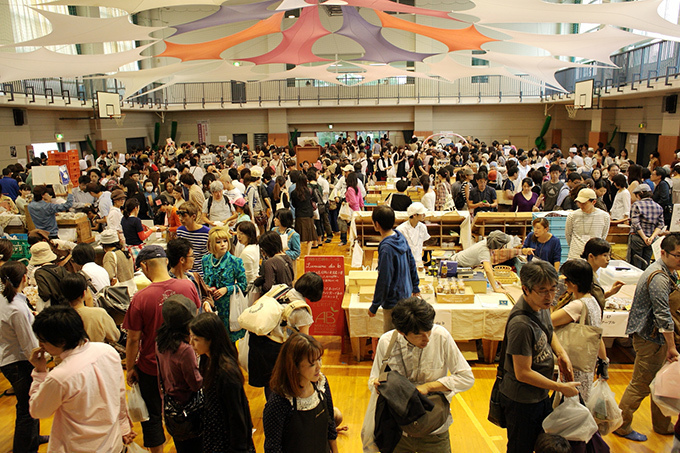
[468,172,498,215]
[389,179,412,212]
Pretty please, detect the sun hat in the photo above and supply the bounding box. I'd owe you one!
[250,166,263,178]
[575,188,597,203]
[233,197,247,207]
[342,164,354,172]
[111,189,126,201]
[100,229,119,245]
[29,242,57,266]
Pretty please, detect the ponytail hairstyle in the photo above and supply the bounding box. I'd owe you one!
[0,261,27,303]
[123,198,140,218]
[437,168,450,184]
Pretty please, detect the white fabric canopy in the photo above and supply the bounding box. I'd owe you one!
[489,25,645,66]
[345,62,432,85]
[459,0,680,40]
[4,8,163,48]
[44,0,224,14]
[0,44,151,83]
[276,0,347,11]
[96,61,209,98]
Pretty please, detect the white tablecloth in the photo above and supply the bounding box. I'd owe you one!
[345,293,513,341]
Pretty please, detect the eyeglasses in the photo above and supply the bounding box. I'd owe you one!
[532,287,557,297]
[177,211,187,216]
[667,251,680,259]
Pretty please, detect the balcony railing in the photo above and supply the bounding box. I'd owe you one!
[2,39,679,108]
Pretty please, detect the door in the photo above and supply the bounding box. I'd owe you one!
[636,133,659,167]
[126,137,146,154]
[233,134,248,147]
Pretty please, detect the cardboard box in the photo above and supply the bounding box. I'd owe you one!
[463,275,488,294]
[358,286,375,303]
[348,270,378,287]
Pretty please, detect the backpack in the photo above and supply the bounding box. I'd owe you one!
[237,284,311,343]
[454,183,467,210]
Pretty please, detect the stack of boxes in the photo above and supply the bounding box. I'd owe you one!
[47,149,80,184]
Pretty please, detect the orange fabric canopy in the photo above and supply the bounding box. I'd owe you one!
[374,10,496,53]
[159,12,284,62]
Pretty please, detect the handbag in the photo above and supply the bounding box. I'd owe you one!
[229,286,249,332]
[158,365,204,442]
[442,183,455,211]
[554,302,602,373]
[377,331,450,438]
[489,309,553,427]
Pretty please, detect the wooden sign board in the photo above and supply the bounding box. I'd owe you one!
[305,255,346,336]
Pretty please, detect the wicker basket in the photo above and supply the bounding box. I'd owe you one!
[493,265,519,284]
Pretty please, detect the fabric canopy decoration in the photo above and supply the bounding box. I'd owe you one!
[3,8,163,48]
[159,12,284,62]
[347,62,431,85]
[0,44,151,83]
[335,6,434,64]
[240,6,330,65]
[374,10,496,53]
[171,0,280,36]
[342,0,457,20]
[276,0,347,10]
[260,62,345,85]
[45,0,225,14]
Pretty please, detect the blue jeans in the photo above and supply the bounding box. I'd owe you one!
[1,361,40,453]
[329,207,339,233]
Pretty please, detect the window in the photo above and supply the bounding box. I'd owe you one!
[99,7,139,72]
[471,50,489,84]
[9,1,76,54]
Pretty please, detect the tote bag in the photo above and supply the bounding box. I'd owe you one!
[554,302,602,373]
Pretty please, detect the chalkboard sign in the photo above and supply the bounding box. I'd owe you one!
[305,255,346,336]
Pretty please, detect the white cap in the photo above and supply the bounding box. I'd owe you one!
[407,202,428,217]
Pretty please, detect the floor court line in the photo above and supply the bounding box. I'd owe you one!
[455,393,501,453]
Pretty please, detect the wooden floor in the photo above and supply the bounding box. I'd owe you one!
[0,237,676,452]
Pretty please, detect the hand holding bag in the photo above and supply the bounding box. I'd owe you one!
[127,383,149,423]
[586,379,623,435]
[339,201,353,221]
[554,302,602,373]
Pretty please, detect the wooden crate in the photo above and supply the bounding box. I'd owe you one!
[57,216,94,243]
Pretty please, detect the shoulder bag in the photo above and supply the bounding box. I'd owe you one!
[554,302,602,373]
[489,309,553,427]
[158,364,204,442]
[378,331,450,438]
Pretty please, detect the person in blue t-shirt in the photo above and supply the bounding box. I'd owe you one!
[522,218,562,271]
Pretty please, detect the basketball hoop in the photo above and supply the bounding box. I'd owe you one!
[113,114,126,127]
[565,105,579,119]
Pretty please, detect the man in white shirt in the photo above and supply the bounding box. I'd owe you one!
[367,297,474,452]
[567,147,584,169]
[396,203,430,268]
[565,188,611,260]
[271,151,286,177]
[202,181,233,226]
[517,154,531,182]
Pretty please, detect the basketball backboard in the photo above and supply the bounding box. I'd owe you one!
[574,79,594,109]
[96,91,121,118]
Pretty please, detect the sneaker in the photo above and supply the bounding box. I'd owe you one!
[339,242,347,246]
[325,238,332,243]
[614,430,647,442]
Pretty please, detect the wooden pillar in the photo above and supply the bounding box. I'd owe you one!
[588,131,607,150]
[268,133,289,147]
[414,131,434,140]
[95,140,108,156]
[551,129,562,150]
[658,135,680,165]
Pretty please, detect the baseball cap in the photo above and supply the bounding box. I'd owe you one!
[633,183,651,193]
[250,166,263,178]
[575,188,597,203]
[232,197,246,207]
[406,202,427,217]
[135,245,166,268]
[569,147,578,154]
[342,164,354,172]
[566,162,577,170]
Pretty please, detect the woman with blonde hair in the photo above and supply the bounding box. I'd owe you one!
[201,226,247,342]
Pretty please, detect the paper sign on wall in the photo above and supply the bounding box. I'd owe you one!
[669,204,680,232]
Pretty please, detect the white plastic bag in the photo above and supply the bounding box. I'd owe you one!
[125,443,146,453]
[339,202,353,221]
[586,379,623,435]
[229,287,249,332]
[543,396,598,442]
[360,391,380,452]
[238,331,249,372]
[126,383,149,423]
[352,241,364,268]
[651,376,680,417]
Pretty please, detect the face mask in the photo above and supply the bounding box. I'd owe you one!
[145,186,153,192]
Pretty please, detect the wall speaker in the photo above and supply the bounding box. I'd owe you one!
[12,109,24,126]
[665,94,677,114]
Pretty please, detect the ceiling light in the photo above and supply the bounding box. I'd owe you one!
[328,124,333,129]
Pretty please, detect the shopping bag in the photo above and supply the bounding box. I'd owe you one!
[543,396,598,442]
[229,287,249,332]
[653,360,680,398]
[352,241,364,268]
[125,443,146,453]
[360,391,380,453]
[339,202,353,221]
[238,331,250,372]
[554,303,602,373]
[651,377,680,417]
[127,383,149,423]
[586,379,623,435]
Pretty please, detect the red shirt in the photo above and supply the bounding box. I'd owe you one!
[122,279,200,376]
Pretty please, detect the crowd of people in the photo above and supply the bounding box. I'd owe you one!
[0,134,677,453]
